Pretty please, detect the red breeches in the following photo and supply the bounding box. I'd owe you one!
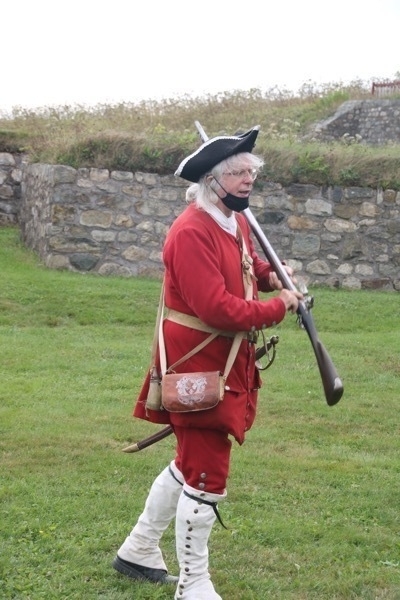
[173,426,232,495]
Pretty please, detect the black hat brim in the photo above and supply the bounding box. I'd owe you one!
[175,126,260,183]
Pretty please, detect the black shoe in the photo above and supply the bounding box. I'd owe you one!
[112,555,178,584]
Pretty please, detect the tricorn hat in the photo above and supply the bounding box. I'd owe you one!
[175,126,260,183]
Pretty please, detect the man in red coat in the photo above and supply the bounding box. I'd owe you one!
[113,127,303,599]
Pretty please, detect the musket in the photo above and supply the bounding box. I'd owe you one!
[195,120,343,407]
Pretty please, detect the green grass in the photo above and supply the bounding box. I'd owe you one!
[1,227,399,599]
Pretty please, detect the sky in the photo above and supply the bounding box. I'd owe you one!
[2,0,400,115]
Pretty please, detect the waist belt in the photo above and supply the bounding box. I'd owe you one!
[165,308,258,343]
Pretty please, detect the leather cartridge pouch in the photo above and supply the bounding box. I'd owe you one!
[161,370,225,413]
[160,327,242,413]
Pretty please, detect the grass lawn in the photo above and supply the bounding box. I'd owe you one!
[0,227,399,599]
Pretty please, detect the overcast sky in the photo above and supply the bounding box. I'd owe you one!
[2,0,399,114]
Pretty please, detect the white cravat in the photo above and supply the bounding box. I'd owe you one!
[203,204,237,236]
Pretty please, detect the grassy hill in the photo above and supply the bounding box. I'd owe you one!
[1,81,400,189]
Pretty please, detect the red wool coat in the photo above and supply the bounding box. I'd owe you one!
[133,203,286,444]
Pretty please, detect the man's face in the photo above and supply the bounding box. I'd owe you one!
[219,165,257,198]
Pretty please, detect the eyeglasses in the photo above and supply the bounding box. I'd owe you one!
[223,168,258,181]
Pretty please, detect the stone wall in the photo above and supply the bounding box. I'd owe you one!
[310,99,400,145]
[12,161,400,291]
[19,164,178,278]
[0,152,25,225]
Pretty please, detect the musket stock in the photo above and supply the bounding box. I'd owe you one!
[195,120,343,407]
[244,208,343,406]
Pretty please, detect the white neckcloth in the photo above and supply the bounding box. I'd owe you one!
[203,204,237,236]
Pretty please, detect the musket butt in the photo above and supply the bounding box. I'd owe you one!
[326,378,344,406]
[122,443,139,453]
